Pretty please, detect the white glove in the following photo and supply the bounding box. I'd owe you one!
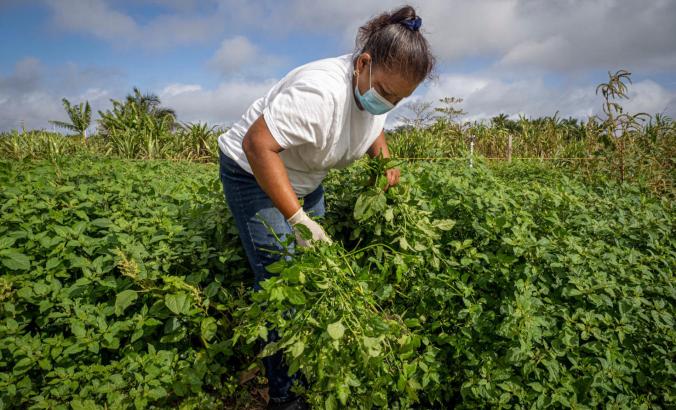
[287,207,332,247]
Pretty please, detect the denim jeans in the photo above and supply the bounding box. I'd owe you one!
[218,148,323,401]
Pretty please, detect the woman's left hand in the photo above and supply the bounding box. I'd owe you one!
[384,168,400,191]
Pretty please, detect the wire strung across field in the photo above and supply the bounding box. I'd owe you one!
[395,157,608,161]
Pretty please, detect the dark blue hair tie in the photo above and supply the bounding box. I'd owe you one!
[401,16,422,31]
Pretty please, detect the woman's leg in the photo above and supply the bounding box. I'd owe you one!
[218,149,302,402]
[219,150,293,290]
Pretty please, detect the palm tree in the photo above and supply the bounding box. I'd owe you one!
[125,87,177,129]
[97,87,178,138]
[49,98,91,144]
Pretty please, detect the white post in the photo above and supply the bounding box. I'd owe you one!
[507,134,512,162]
[469,134,475,168]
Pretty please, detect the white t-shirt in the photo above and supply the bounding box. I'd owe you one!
[217,53,387,196]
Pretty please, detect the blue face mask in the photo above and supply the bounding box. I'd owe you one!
[354,61,395,115]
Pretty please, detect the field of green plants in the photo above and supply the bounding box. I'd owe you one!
[1,151,674,409]
[1,71,674,409]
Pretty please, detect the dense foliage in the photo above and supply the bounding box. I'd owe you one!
[1,155,673,409]
[0,158,249,409]
[236,157,675,408]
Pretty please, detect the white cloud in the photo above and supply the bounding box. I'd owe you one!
[623,80,675,116]
[0,57,42,94]
[139,0,206,13]
[208,36,286,77]
[499,36,571,68]
[207,0,676,74]
[45,0,222,50]
[423,0,676,73]
[161,84,203,97]
[78,88,110,102]
[0,57,59,131]
[0,56,280,131]
[210,36,258,74]
[0,90,64,132]
[158,79,278,126]
[0,57,125,132]
[46,0,138,45]
[385,73,676,127]
[42,0,676,74]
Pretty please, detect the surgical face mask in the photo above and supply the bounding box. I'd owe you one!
[354,61,395,115]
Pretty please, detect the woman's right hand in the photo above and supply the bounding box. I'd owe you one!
[287,208,332,247]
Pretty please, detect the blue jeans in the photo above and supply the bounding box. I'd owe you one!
[218,148,324,401]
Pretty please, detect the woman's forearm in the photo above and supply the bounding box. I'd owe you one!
[242,116,301,219]
[367,129,391,158]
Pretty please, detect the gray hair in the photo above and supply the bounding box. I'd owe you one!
[353,5,436,84]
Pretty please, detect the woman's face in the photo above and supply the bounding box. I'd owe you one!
[353,53,419,109]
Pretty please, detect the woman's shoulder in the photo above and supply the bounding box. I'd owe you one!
[290,53,352,80]
[280,54,352,99]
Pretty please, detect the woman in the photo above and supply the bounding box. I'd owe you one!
[218,5,435,409]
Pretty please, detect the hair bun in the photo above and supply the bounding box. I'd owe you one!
[400,16,422,31]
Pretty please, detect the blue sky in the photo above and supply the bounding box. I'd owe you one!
[1,0,675,132]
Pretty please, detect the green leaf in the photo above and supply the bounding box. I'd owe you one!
[290,339,305,358]
[71,321,86,339]
[337,383,350,405]
[201,317,217,341]
[115,290,138,316]
[377,175,388,191]
[53,225,71,238]
[285,287,306,305]
[91,218,112,228]
[160,325,186,344]
[265,260,285,273]
[131,328,144,343]
[0,249,30,270]
[257,325,268,340]
[146,387,168,400]
[13,357,33,375]
[0,236,16,249]
[434,219,456,231]
[353,194,369,220]
[165,292,191,315]
[46,257,61,270]
[287,358,301,377]
[325,394,337,410]
[327,320,345,340]
[363,336,382,357]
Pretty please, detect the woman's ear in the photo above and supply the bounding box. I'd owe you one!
[358,52,371,73]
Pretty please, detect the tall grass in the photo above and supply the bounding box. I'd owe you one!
[0,123,226,163]
[387,71,675,198]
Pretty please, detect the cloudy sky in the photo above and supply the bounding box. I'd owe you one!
[1,0,675,132]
